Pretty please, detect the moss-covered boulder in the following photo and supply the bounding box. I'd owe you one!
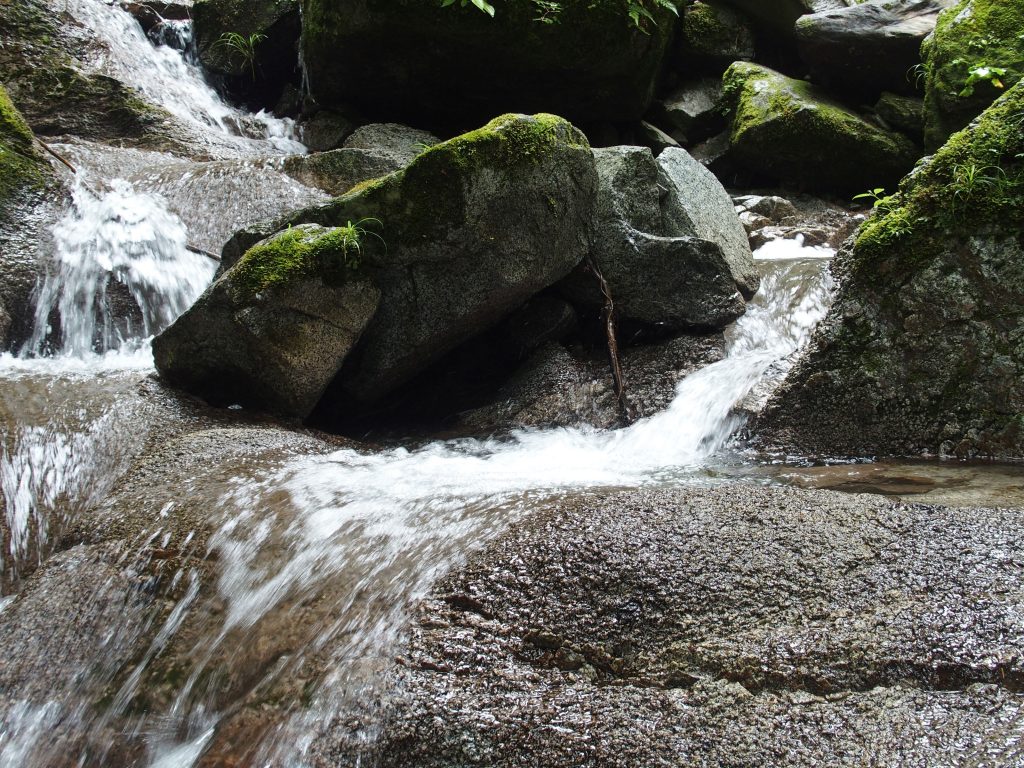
[0,84,60,346]
[299,0,677,127]
[795,0,955,98]
[192,0,300,106]
[757,80,1024,458]
[153,224,381,417]
[921,0,1024,149]
[0,0,169,142]
[156,114,598,415]
[674,1,755,71]
[722,62,921,193]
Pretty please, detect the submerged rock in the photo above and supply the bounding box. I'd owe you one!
[795,0,954,98]
[358,484,1024,767]
[722,62,921,193]
[300,0,676,126]
[921,0,1024,149]
[758,80,1024,458]
[157,114,598,415]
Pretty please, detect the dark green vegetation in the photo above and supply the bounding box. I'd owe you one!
[299,0,678,127]
[759,80,1024,458]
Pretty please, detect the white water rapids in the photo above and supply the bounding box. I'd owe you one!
[0,1,839,765]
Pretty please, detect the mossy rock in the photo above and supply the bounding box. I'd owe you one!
[722,61,921,193]
[0,0,173,143]
[0,83,59,347]
[157,114,599,417]
[922,0,1024,149]
[153,223,383,418]
[674,1,755,71]
[758,80,1024,458]
[299,0,678,127]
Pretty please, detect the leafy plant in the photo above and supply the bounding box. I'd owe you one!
[853,187,887,208]
[215,32,267,78]
[949,161,1006,213]
[626,0,678,32]
[337,217,385,268]
[441,0,679,31]
[956,62,1007,97]
[906,63,926,90]
[441,0,496,17]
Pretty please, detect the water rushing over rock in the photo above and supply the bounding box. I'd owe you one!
[22,179,217,358]
[51,0,305,158]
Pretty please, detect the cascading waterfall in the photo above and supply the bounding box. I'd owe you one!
[22,179,216,358]
[0,1,848,766]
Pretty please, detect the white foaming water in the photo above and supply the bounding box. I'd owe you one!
[53,0,304,157]
[21,179,217,358]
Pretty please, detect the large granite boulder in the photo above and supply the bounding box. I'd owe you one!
[152,223,381,417]
[192,0,300,104]
[299,0,677,126]
[156,114,598,415]
[722,62,921,193]
[560,145,756,332]
[0,84,61,347]
[796,0,956,97]
[757,80,1024,458]
[921,0,1024,149]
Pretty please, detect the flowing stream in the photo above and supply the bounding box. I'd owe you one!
[1,2,1002,766]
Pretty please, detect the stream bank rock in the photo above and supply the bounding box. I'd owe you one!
[192,0,300,105]
[0,85,61,347]
[795,0,955,98]
[921,0,1024,149]
[156,114,598,417]
[300,0,677,126]
[560,145,756,332]
[758,80,1024,459]
[351,484,1024,767]
[722,62,920,192]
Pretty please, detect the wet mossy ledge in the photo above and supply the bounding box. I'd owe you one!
[757,79,1024,459]
[154,114,599,419]
[298,0,677,128]
[0,83,52,216]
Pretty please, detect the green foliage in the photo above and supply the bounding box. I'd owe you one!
[440,0,679,30]
[441,0,496,17]
[852,187,887,208]
[214,31,267,77]
[336,217,386,268]
[958,63,1007,97]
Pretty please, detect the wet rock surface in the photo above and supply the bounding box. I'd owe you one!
[362,484,1024,767]
[796,0,955,97]
[458,333,726,432]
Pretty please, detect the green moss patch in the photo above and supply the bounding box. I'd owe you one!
[230,222,368,300]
